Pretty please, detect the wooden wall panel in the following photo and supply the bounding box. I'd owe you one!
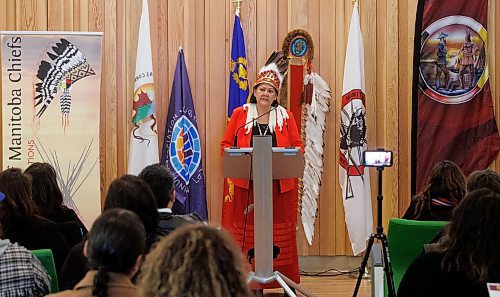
[317,0,336,256]
[1,0,499,256]
[47,0,64,30]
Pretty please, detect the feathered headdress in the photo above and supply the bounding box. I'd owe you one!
[245,51,289,133]
[254,51,288,93]
[33,38,95,133]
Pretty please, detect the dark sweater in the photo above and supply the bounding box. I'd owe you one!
[156,210,202,238]
[3,216,70,274]
[402,197,455,221]
[398,252,500,297]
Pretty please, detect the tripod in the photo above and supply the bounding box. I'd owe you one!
[352,166,396,297]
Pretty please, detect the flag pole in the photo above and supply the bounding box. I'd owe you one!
[352,0,360,10]
[233,0,243,15]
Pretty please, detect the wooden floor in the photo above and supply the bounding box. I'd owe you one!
[263,275,371,297]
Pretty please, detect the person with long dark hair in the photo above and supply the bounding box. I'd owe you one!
[403,160,466,220]
[0,168,70,273]
[139,223,251,297]
[59,175,159,290]
[25,162,87,246]
[398,188,500,297]
[48,209,145,297]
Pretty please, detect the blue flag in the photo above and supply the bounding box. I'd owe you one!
[161,49,207,220]
[228,13,249,118]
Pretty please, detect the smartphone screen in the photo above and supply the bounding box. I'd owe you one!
[364,150,393,167]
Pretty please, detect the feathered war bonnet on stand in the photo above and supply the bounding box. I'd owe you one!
[280,29,332,245]
[244,52,289,134]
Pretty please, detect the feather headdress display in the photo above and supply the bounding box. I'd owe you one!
[33,38,95,133]
[282,29,332,245]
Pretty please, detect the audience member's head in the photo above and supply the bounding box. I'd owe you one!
[103,175,159,248]
[437,188,500,283]
[85,209,145,297]
[0,168,38,225]
[410,161,466,220]
[466,169,500,193]
[421,160,466,202]
[138,164,175,209]
[139,224,251,297]
[24,162,65,217]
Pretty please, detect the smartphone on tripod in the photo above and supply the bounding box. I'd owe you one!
[364,149,393,168]
[353,148,396,297]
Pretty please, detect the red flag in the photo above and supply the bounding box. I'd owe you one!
[412,0,500,194]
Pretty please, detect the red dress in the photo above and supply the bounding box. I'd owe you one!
[221,105,304,288]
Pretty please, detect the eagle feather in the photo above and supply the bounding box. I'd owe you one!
[301,72,331,245]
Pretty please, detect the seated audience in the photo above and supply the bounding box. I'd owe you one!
[48,209,145,297]
[59,175,159,290]
[138,163,202,238]
[398,188,500,297]
[0,168,70,273]
[0,201,51,296]
[403,160,465,220]
[466,169,500,193]
[139,223,251,297]
[25,162,87,247]
[425,169,500,247]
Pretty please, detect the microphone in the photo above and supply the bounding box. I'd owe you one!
[232,105,278,148]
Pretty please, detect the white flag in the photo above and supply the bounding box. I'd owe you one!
[128,0,159,175]
[339,2,373,255]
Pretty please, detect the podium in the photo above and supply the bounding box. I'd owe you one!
[223,136,314,297]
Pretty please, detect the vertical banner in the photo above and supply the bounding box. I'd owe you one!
[1,32,103,228]
[128,0,159,175]
[339,3,373,255]
[161,49,208,220]
[412,0,500,194]
[222,10,249,228]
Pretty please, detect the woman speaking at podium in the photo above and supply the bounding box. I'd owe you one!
[221,53,304,289]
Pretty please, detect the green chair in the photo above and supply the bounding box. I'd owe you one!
[384,218,448,295]
[31,249,59,293]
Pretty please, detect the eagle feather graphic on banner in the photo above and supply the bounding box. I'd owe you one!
[33,38,95,133]
[281,29,331,245]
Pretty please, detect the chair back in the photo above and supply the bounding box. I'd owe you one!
[31,249,59,293]
[387,218,448,294]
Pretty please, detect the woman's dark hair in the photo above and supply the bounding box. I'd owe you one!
[0,168,38,225]
[103,175,159,249]
[138,164,174,208]
[88,209,145,297]
[413,160,466,218]
[436,188,500,283]
[466,169,500,193]
[24,162,65,217]
[139,223,251,297]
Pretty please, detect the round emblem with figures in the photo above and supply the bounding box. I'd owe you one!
[290,37,308,58]
[169,115,202,183]
[419,16,488,104]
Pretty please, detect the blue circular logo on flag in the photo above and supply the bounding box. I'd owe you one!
[169,115,202,184]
